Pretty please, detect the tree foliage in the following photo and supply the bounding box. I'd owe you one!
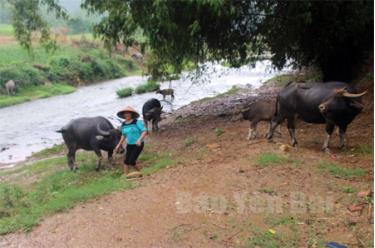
[5,0,374,81]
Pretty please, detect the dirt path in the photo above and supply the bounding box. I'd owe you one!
[1,87,373,247]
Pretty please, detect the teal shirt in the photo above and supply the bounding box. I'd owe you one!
[121,119,147,145]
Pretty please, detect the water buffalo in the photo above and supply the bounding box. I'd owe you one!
[242,99,280,140]
[5,80,16,95]
[57,116,122,171]
[267,82,366,152]
[156,88,175,100]
[142,98,163,132]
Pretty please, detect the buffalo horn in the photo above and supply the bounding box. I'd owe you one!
[342,90,367,98]
[96,123,111,136]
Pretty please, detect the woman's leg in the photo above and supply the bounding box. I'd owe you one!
[128,143,144,171]
[134,143,144,171]
[124,145,135,175]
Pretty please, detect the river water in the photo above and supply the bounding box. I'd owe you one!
[0,60,289,168]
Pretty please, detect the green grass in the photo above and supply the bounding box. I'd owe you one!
[0,43,140,107]
[0,44,78,67]
[0,83,75,108]
[264,68,322,87]
[116,87,134,98]
[183,137,195,147]
[255,152,302,167]
[348,144,373,157]
[245,228,298,248]
[343,186,356,193]
[317,161,365,179]
[258,188,276,195]
[0,24,14,35]
[0,146,176,234]
[214,127,224,137]
[192,85,240,104]
[31,144,65,159]
[139,151,176,176]
[135,80,160,94]
[0,153,134,234]
[264,215,299,228]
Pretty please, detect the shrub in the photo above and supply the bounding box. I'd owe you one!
[117,87,133,98]
[135,80,160,94]
[0,65,45,90]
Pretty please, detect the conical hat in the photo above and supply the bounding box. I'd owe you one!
[117,106,140,119]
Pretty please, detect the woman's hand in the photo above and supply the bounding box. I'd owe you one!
[136,139,142,146]
[114,144,120,153]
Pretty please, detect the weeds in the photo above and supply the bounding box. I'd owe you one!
[135,80,159,94]
[214,127,224,137]
[183,137,195,147]
[116,87,133,98]
[317,161,365,179]
[0,147,175,234]
[256,152,300,167]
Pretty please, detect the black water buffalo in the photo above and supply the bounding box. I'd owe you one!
[57,116,122,171]
[242,99,280,140]
[142,98,163,132]
[267,82,366,152]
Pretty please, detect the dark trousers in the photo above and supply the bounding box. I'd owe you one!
[124,143,144,166]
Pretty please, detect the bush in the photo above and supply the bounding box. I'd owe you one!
[117,87,133,98]
[135,80,159,94]
[0,65,45,90]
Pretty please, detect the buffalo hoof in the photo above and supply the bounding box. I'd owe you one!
[274,131,282,137]
[95,167,100,172]
[322,147,331,154]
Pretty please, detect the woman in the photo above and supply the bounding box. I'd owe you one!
[114,106,147,175]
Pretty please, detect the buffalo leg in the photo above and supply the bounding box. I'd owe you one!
[94,149,103,171]
[322,123,335,152]
[338,125,347,149]
[267,115,285,141]
[171,93,175,99]
[286,117,297,147]
[67,148,77,171]
[247,121,257,140]
[144,120,149,133]
[107,150,114,169]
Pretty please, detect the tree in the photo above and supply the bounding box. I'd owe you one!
[5,0,374,81]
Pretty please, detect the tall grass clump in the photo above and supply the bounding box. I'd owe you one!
[135,80,160,94]
[117,87,133,98]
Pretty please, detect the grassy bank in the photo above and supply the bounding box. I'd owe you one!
[0,42,141,108]
[0,83,74,108]
[0,145,176,234]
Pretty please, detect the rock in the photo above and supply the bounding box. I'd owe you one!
[347,204,364,212]
[357,190,372,198]
[279,144,291,152]
[206,143,221,149]
[126,171,143,179]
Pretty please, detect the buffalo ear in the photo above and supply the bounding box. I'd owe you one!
[96,135,104,141]
[161,106,163,110]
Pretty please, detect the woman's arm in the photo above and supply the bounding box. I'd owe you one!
[136,131,147,146]
[115,136,125,152]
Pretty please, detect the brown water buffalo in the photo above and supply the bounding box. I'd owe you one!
[242,99,280,140]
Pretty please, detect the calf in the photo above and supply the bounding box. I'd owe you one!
[5,80,16,95]
[242,99,280,140]
[156,88,174,100]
